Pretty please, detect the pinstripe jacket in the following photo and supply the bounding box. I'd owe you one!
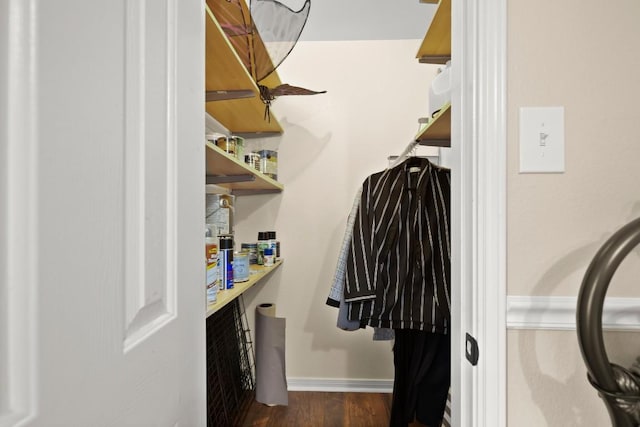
[344,157,451,333]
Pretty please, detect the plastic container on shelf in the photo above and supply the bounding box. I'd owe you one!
[263,248,275,267]
[210,133,235,156]
[231,135,244,161]
[206,193,235,235]
[257,150,278,180]
[241,243,258,265]
[244,152,261,171]
[233,251,250,283]
[428,60,451,117]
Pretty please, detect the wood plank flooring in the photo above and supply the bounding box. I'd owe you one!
[240,392,429,427]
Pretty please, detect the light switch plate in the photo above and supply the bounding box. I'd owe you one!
[519,106,565,173]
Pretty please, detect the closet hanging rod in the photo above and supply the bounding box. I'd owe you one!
[389,140,421,168]
[389,137,449,168]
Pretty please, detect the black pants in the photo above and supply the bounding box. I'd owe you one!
[389,330,450,427]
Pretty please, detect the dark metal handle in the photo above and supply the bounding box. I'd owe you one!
[577,216,640,426]
[465,333,479,366]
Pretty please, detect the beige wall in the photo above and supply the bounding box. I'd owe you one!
[508,0,640,425]
[235,39,439,382]
[508,0,640,298]
[508,330,640,426]
[229,1,640,422]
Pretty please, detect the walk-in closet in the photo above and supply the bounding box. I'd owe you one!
[203,1,456,425]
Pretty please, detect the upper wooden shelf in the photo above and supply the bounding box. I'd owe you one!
[416,103,450,147]
[205,142,284,195]
[416,0,451,64]
[206,260,283,317]
[204,3,283,135]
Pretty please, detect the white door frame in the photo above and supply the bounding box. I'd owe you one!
[451,0,507,426]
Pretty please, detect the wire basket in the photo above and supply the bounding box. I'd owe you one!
[206,296,256,426]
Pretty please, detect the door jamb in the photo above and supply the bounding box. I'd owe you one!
[451,0,507,426]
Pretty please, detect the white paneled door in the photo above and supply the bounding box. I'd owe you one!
[1,1,205,426]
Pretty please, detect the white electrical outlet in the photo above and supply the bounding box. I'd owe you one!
[519,106,565,173]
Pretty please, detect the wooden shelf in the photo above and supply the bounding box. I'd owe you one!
[204,3,283,135]
[206,260,283,317]
[416,103,451,146]
[416,0,451,64]
[205,142,283,195]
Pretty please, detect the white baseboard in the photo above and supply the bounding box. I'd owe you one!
[287,378,393,393]
[506,296,640,331]
[286,298,639,394]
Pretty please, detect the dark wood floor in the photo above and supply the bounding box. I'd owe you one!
[240,392,429,427]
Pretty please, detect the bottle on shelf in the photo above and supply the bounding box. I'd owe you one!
[263,247,275,267]
[267,230,280,260]
[233,250,250,283]
[205,225,219,305]
[219,234,234,290]
[257,231,269,266]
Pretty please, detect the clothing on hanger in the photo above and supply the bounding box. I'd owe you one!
[344,156,451,333]
[327,154,452,427]
[326,185,395,340]
[389,330,450,427]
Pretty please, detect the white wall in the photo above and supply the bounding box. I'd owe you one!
[233,39,440,384]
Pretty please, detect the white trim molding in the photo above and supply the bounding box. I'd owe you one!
[452,0,507,426]
[0,1,38,425]
[287,378,393,393]
[507,296,640,331]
